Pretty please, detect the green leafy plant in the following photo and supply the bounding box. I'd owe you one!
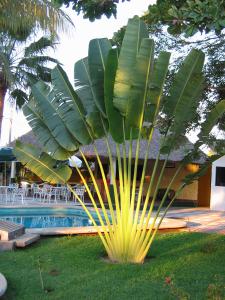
[14,16,225,263]
[146,0,225,37]
[53,0,130,21]
[0,31,59,138]
[0,0,73,36]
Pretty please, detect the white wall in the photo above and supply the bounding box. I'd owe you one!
[210,155,225,210]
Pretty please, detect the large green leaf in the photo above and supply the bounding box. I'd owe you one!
[105,48,123,143]
[198,100,225,142]
[85,112,108,139]
[144,51,171,124]
[51,65,92,144]
[164,49,205,117]
[23,100,75,160]
[13,141,72,184]
[88,38,112,116]
[31,81,79,152]
[113,16,149,116]
[74,57,107,138]
[126,38,155,128]
[74,57,95,115]
[161,49,205,153]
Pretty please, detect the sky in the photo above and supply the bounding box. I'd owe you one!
[1,0,154,146]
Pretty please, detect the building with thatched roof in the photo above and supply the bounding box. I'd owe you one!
[11,128,204,162]
[9,129,211,207]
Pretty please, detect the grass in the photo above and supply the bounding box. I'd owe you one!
[0,233,225,300]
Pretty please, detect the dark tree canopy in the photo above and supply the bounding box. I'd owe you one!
[145,0,225,37]
[53,0,130,21]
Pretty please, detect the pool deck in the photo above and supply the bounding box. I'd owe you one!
[166,207,225,234]
[0,199,225,235]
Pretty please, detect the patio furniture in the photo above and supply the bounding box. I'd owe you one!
[0,185,23,204]
[72,185,86,203]
[60,186,71,202]
[46,187,62,203]
[0,186,9,202]
[32,184,46,201]
[11,187,26,204]
[33,184,52,202]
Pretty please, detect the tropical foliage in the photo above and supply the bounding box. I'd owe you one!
[53,0,130,21]
[0,31,59,138]
[14,16,225,263]
[112,2,225,135]
[146,0,225,37]
[0,0,73,36]
[144,0,225,134]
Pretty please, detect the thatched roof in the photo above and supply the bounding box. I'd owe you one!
[10,129,206,163]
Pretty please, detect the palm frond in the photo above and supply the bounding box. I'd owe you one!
[126,38,155,129]
[0,51,14,85]
[113,16,148,115]
[88,38,112,116]
[51,65,93,145]
[18,56,59,67]
[198,100,225,143]
[161,49,205,153]
[74,57,107,138]
[104,48,124,143]
[31,80,80,151]
[23,99,75,160]
[13,141,72,184]
[0,0,74,35]
[144,51,171,124]
[24,37,56,57]
[10,89,28,108]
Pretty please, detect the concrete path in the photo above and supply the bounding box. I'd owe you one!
[167,208,225,234]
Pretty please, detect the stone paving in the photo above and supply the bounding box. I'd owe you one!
[166,208,225,234]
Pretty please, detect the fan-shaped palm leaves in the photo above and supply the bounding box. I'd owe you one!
[0,32,59,139]
[0,0,73,36]
[14,16,225,263]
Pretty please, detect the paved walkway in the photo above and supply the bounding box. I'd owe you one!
[167,208,225,234]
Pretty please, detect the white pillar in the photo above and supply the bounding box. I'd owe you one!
[10,161,16,180]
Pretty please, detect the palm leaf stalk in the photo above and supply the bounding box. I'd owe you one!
[14,16,225,264]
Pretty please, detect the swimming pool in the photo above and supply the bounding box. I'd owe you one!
[0,208,102,228]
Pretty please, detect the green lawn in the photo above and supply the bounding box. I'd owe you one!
[0,233,225,300]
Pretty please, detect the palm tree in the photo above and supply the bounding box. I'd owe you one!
[0,0,73,36]
[0,31,59,139]
[14,17,225,264]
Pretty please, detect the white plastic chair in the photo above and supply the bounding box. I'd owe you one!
[46,187,61,203]
[60,186,70,202]
[11,187,25,204]
[73,185,85,203]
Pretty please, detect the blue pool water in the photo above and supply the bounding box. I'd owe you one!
[0,208,101,228]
